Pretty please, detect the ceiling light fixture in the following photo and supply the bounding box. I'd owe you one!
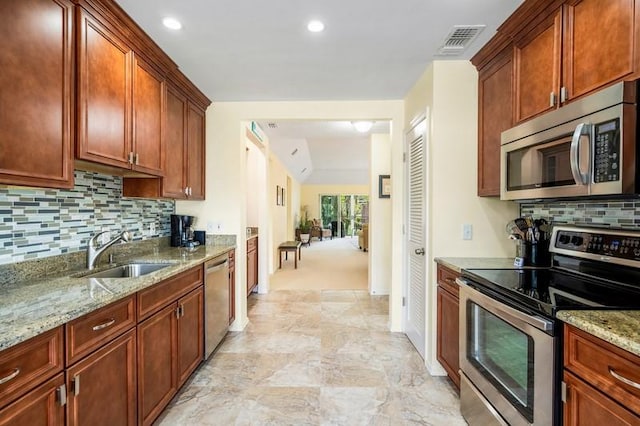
[352,121,373,133]
[162,17,182,30]
[307,20,325,33]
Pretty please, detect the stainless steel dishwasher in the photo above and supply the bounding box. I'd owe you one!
[204,254,229,359]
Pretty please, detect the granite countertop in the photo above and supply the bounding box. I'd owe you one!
[434,257,519,273]
[557,310,640,357]
[0,244,234,352]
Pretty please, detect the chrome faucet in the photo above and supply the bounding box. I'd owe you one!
[86,230,132,270]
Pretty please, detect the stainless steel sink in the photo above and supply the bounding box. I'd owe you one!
[82,263,173,279]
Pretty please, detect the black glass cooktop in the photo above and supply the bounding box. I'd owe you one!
[462,262,640,318]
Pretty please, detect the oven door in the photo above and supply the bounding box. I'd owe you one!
[458,279,556,426]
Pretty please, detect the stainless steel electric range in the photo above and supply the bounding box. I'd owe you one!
[457,225,640,426]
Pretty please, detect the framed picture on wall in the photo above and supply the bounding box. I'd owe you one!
[281,187,286,207]
[276,185,281,205]
[379,175,391,198]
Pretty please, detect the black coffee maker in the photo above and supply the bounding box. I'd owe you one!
[170,214,195,247]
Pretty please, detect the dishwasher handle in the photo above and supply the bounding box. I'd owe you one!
[206,259,228,273]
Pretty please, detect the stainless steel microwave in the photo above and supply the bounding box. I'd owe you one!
[501,80,639,201]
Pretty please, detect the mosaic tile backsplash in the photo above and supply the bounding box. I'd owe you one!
[0,170,174,265]
[520,199,640,229]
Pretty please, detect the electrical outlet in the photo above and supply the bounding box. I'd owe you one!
[149,222,156,236]
[462,224,473,240]
[207,222,215,233]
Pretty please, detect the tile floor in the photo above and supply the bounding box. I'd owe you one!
[156,290,467,425]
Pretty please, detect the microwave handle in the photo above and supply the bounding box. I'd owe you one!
[570,122,590,185]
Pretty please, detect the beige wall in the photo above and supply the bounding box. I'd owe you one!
[268,152,296,274]
[177,100,405,331]
[369,133,392,294]
[403,61,519,373]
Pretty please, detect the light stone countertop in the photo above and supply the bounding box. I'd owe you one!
[434,257,519,273]
[557,310,640,357]
[0,244,234,352]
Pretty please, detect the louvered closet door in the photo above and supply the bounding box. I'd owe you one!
[406,119,426,359]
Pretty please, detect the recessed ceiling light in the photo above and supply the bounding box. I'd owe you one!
[307,20,325,33]
[352,121,373,132]
[163,17,182,30]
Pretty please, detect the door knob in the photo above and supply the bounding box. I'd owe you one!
[415,248,425,255]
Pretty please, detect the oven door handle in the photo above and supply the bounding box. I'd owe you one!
[569,122,590,185]
[457,278,554,332]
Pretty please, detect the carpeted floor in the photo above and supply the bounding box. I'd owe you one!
[270,236,368,291]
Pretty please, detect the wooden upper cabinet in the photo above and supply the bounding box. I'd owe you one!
[478,48,513,196]
[562,0,639,102]
[76,7,132,169]
[163,84,189,198]
[0,0,74,189]
[514,8,562,123]
[132,55,165,176]
[186,103,206,200]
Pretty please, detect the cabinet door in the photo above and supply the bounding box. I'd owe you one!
[562,0,638,102]
[0,374,65,426]
[177,287,203,387]
[186,102,206,200]
[137,303,178,426]
[0,0,74,189]
[229,251,236,324]
[132,55,165,176]
[477,49,513,197]
[66,330,136,426]
[514,9,562,123]
[564,370,640,425]
[163,84,188,198]
[436,286,460,389]
[77,7,132,168]
[247,244,258,296]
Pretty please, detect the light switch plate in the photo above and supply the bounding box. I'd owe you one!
[462,224,473,240]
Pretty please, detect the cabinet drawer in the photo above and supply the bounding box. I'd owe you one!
[437,264,460,297]
[564,324,640,416]
[247,238,257,253]
[66,296,136,365]
[0,327,63,409]
[138,266,203,321]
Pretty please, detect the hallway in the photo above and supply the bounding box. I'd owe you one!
[156,287,466,424]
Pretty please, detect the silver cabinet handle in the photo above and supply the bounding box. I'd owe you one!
[0,367,20,384]
[549,91,556,107]
[560,86,568,103]
[57,383,67,406]
[92,318,116,331]
[128,152,134,164]
[188,187,192,196]
[72,374,80,396]
[569,122,590,185]
[134,153,139,165]
[176,306,181,319]
[184,187,189,196]
[609,368,640,390]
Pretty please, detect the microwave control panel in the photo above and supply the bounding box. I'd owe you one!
[593,118,620,183]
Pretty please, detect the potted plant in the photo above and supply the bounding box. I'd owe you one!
[299,206,311,244]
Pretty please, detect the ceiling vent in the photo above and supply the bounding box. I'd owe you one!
[268,122,278,128]
[436,25,485,56]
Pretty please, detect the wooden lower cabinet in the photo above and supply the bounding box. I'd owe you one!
[66,329,136,426]
[436,264,460,389]
[247,238,258,296]
[138,286,203,426]
[177,287,204,387]
[0,373,65,426]
[563,370,639,425]
[229,250,236,324]
[137,303,178,426]
[563,324,640,424]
